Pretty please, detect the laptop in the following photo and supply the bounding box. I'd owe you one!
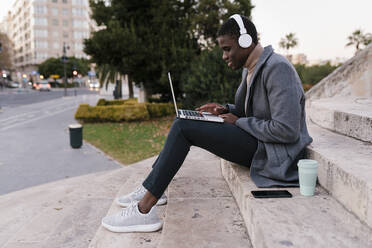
[168,72,224,123]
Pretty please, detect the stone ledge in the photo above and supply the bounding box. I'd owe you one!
[221,159,372,248]
[307,121,372,229]
[0,168,127,248]
[158,147,251,248]
[307,97,372,143]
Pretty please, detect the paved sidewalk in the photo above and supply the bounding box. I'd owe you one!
[0,95,121,195]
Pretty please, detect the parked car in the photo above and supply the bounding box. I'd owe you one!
[35,81,51,91]
[89,81,100,89]
[8,81,20,88]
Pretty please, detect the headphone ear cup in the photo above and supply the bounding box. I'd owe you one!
[238,34,252,48]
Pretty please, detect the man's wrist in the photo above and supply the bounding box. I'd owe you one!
[224,104,230,113]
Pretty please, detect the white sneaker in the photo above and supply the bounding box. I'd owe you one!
[115,186,167,207]
[102,202,163,233]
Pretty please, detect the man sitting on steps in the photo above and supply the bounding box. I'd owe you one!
[101,14,313,233]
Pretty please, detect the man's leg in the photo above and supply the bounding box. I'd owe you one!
[139,118,257,213]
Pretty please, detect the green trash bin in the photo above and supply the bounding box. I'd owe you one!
[69,124,83,148]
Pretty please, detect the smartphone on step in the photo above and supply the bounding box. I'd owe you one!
[251,190,292,198]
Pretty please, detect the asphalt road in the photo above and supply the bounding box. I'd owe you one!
[0,92,121,195]
[0,87,100,109]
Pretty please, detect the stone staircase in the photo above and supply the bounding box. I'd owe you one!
[220,44,372,247]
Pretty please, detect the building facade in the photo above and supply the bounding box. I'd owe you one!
[5,0,92,79]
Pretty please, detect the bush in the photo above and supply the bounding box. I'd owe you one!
[294,62,339,86]
[146,103,174,118]
[75,100,175,122]
[75,103,149,122]
[96,98,138,106]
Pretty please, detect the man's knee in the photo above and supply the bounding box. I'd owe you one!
[171,118,188,133]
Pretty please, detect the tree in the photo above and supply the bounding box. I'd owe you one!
[95,63,126,99]
[85,0,254,101]
[191,0,254,49]
[346,29,372,53]
[294,62,339,91]
[86,0,199,101]
[0,32,12,71]
[182,46,242,108]
[38,57,89,79]
[279,33,298,53]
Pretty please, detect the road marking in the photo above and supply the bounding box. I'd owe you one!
[0,105,78,131]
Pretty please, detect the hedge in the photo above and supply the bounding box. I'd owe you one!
[96,98,138,106]
[75,100,175,122]
[146,103,175,118]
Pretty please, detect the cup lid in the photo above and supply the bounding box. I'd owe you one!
[297,159,318,168]
[69,124,82,128]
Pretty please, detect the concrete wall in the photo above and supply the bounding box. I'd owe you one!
[306,44,372,101]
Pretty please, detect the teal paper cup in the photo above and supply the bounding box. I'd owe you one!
[297,159,318,196]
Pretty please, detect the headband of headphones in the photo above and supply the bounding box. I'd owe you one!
[229,14,252,48]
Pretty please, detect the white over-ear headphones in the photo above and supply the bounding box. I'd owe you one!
[230,14,252,48]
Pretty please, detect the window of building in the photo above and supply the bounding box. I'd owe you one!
[62,0,67,3]
[52,19,59,25]
[35,5,47,14]
[73,31,88,39]
[34,29,48,37]
[63,20,68,27]
[51,7,58,15]
[52,31,58,37]
[72,20,88,29]
[35,17,47,26]
[62,8,69,15]
[35,41,48,48]
[72,8,85,16]
[72,0,87,6]
[74,43,83,50]
[63,31,68,38]
[35,52,48,59]
[52,0,58,3]
[53,42,59,49]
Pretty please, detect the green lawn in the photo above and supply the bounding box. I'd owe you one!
[83,116,174,165]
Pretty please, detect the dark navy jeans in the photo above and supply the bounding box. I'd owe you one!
[142,118,258,199]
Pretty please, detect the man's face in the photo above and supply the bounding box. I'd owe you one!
[217,34,250,70]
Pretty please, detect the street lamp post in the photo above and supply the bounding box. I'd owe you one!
[73,69,78,96]
[62,43,69,97]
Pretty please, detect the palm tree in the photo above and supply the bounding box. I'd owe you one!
[96,64,122,99]
[346,29,372,52]
[279,33,299,52]
[95,64,135,99]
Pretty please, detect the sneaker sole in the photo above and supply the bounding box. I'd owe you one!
[116,197,167,207]
[102,221,163,233]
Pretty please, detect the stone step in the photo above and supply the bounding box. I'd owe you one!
[306,120,372,229]
[221,159,372,248]
[307,97,372,143]
[88,155,165,248]
[0,167,128,248]
[158,147,251,248]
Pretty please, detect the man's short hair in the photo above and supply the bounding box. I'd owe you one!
[217,15,258,45]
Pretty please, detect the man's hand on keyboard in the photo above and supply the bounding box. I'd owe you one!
[218,113,238,124]
[196,103,228,115]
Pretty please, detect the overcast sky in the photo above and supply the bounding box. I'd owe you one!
[1,0,371,62]
[251,0,372,62]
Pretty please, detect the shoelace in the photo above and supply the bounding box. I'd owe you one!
[121,202,138,217]
[133,186,146,196]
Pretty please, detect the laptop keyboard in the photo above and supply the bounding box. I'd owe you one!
[182,110,204,117]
